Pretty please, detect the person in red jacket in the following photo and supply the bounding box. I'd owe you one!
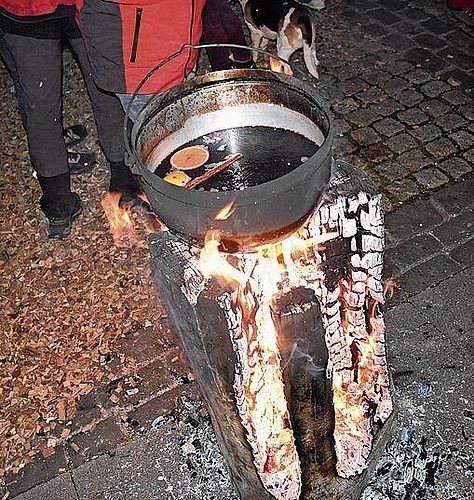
[78,0,206,121]
[0,1,138,238]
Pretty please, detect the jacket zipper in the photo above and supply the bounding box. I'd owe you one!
[130,8,142,63]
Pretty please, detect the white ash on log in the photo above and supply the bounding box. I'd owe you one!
[148,160,394,499]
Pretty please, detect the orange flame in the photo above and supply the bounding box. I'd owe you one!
[101,192,137,248]
[214,200,236,221]
[384,278,395,298]
[269,56,293,76]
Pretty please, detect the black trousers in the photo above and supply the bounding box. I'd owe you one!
[0,14,125,177]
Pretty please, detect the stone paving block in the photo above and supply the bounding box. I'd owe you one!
[404,46,432,65]
[408,123,442,143]
[364,22,387,37]
[386,133,418,154]
[435,112,467,132]
[436,48,473,71]
[450,238,474,267]
[386,59,415,76]
[419,98,450,117]
[5,447,68,497]
[398,149,434,171]
[333,118,351,136]
[332,136,358,157]
[397,108,429,125]
[463,147,474,164]
[413,167,450,189]
[67,417,126,468]
[350,127,381,146]
[445,29,473,53]
[369,99,405,117]
[355,87,385,104]
[69,392,104,433]
[385,76,410,94]
[368,7,402,25]
[339,77,370,96]
[449,130,474,151]
[412,33,447,51]
[437,157,473,180]
[419,79,451,98]
[381,33,414,52]
[458,103,474,121]
[378,0,406,11]
[13,473,78,500]
[332,97,359,115]
[406,68,432,85]
[385,198,444,245]
[373,161,410,181]
[346,108,380,127]
[431,206,474,246]
[390,20,424,38]
[387,233,443,271]
[420,18,453,35]
[425,137,457,159]
[127,383,199,429]
[373,117,405,137]
[358,142,393,165]
[394,254,461,297]
[359,67,392,85]
[397,6,430,21]
[125,356,184,405]
[394,89,424,107]
[419,54,449,75]
[432,177,474,216]
[385,176,420,203]
[441,69,474,91]
[442,89,471,106]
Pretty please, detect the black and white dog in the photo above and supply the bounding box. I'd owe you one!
[238,0,322,78]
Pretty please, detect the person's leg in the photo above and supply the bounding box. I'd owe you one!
[68,34,142,201]
[215,0,254,67]
[2,31,68,178]
[201,0,235,70]
[2,30,82,237]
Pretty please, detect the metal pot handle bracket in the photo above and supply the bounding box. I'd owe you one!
[124,43,304,172]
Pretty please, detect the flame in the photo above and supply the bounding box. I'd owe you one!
[198,205,392,487]
[214,200,236,221]
[198,225,339,499]
[101,192,137,248]
[269,56,293,76]
[384,278,395,298]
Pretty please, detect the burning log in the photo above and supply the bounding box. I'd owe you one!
[148,160,394,499]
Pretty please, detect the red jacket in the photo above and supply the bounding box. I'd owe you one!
[78,0,205,94]
[0,0,74,17]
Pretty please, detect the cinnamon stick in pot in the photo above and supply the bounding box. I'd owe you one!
[186,153,242,189]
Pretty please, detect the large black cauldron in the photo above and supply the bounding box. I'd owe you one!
[128,69,333,250]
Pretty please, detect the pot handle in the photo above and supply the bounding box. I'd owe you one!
[124,43,301,172]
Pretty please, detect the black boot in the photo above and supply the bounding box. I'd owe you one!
[109,160,142,206]
[38,172,83,239]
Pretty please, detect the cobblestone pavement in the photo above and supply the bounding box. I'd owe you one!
[1,0,473,498]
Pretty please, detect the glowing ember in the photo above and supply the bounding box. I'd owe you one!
[101,192,137,248]
[269,56,293,76]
